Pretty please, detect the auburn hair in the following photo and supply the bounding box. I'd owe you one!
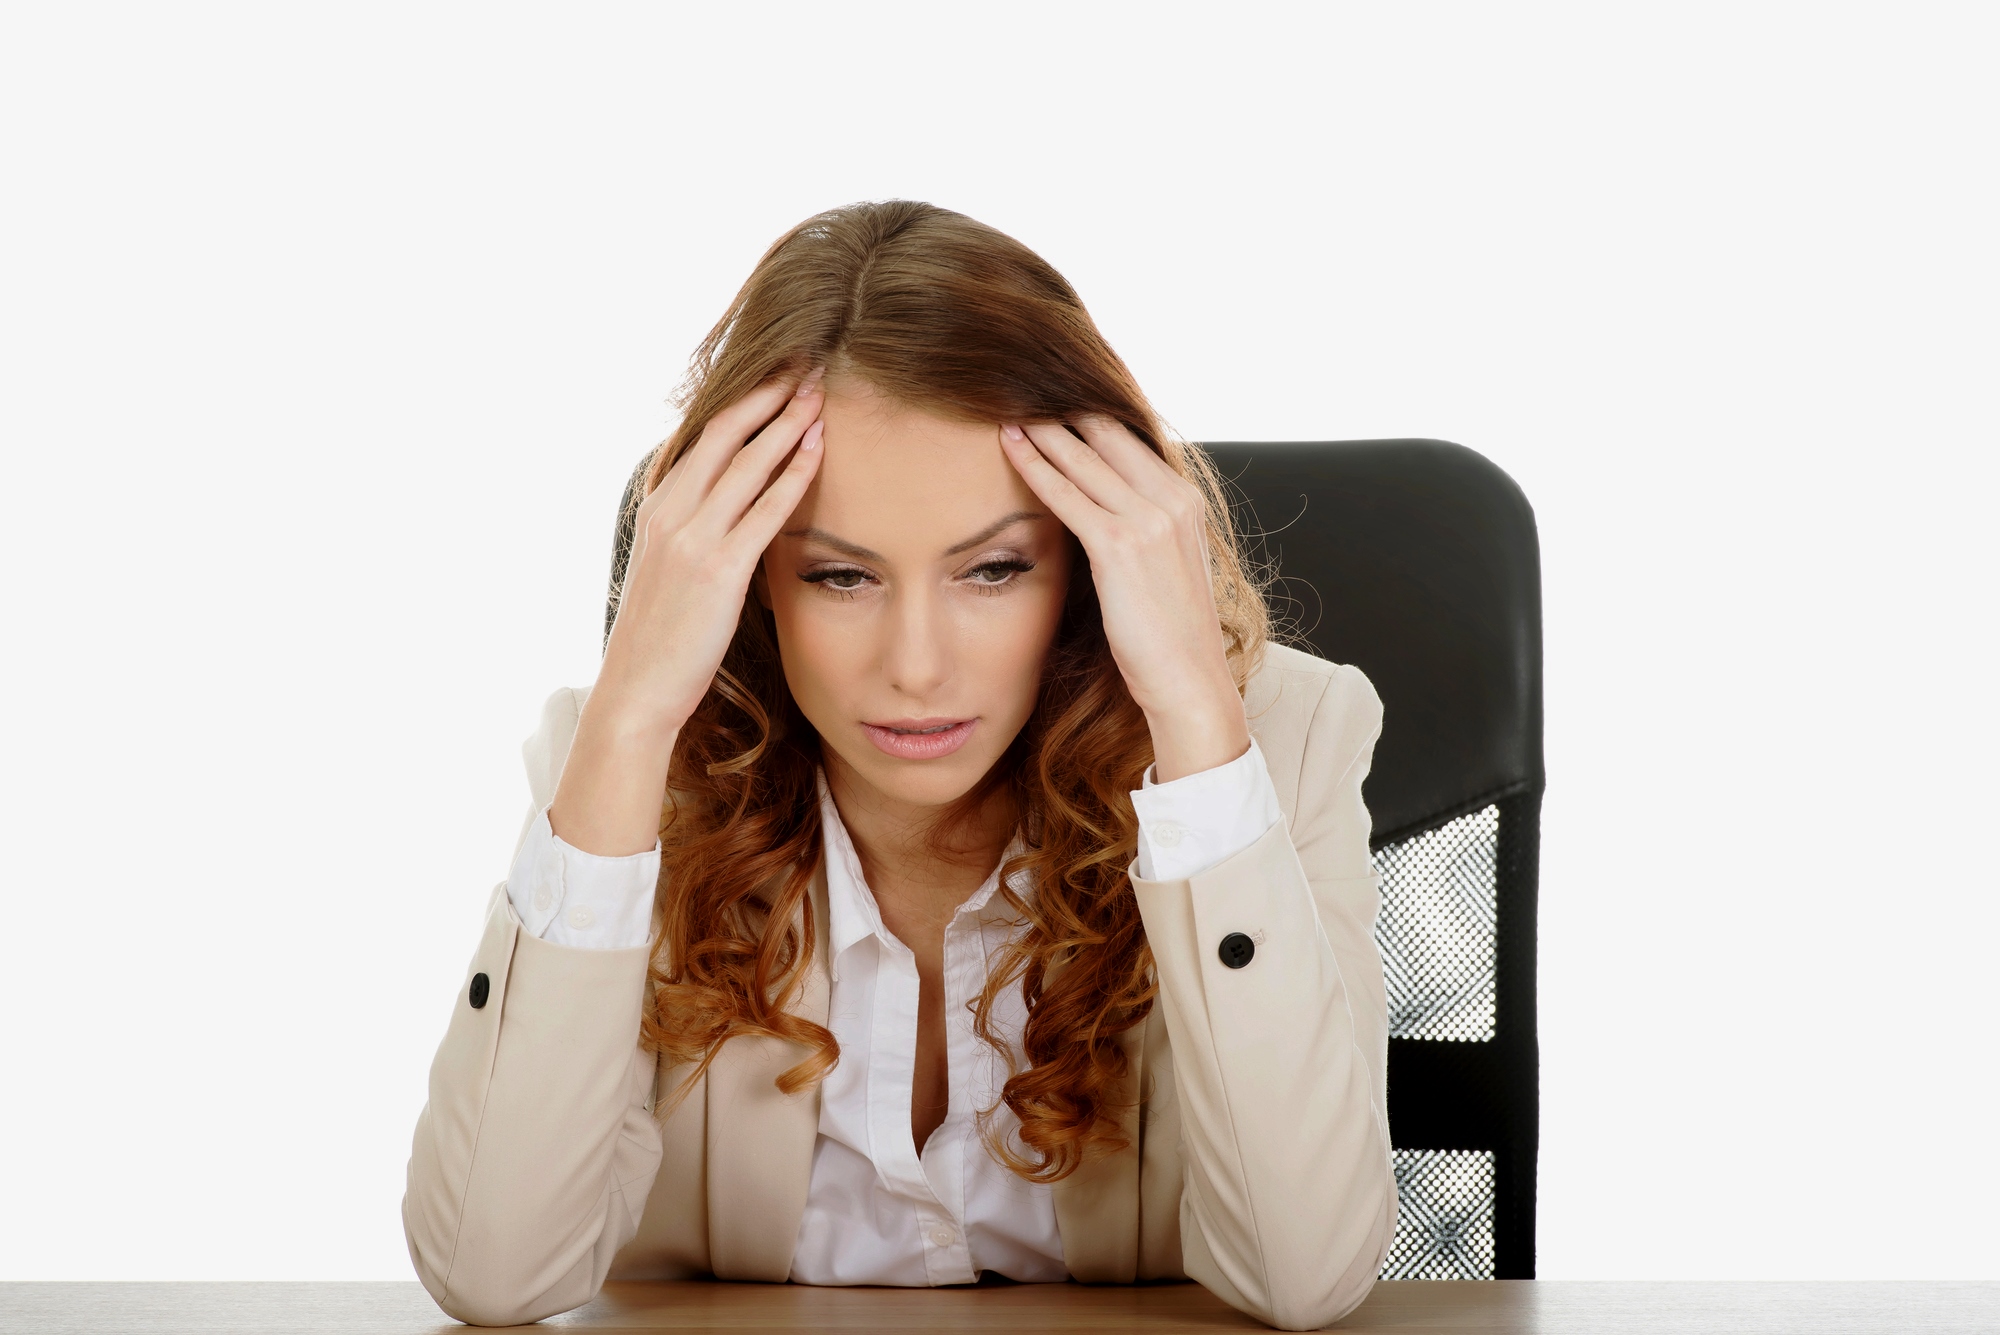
[624,200,1269,1181]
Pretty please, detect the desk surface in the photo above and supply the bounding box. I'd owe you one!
[3,1279,1996,1334]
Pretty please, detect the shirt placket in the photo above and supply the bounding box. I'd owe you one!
[865,929,974,1285]
[918,901,999,1280]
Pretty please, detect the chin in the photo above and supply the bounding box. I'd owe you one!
[864,755,988,807]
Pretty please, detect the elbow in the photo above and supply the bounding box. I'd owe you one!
[402,1187,463,1320]
[1249,1245,1388,1332]
[410,1250,588,1329]
[1265,1179,1398,1330]
[417,1278,530,1329]
[403,1191,592,1328]
[1198,1159,1397,1331]
[428,1285,571,1330]
[1265,1267,1381,1332]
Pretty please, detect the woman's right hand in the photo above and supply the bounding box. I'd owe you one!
[549,369,827,857]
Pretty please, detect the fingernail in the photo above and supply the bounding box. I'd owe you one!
[1001,423,1025,442]
[801,420,824,451]
[795,365,827,398]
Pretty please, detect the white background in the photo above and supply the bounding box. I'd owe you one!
[2,2,1995,1283]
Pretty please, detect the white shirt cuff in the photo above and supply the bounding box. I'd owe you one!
[505,804,659,949]
[1129,737,1283,882]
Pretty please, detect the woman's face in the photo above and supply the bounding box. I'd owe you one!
[758,375,1075,815]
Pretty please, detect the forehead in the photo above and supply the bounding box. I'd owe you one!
[798,377,1041,553]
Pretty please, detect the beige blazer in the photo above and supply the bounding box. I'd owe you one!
[403,642,1396,1331]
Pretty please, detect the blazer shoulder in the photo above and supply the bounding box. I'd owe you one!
[1245,642,1381,731]
[1244,643,1383,819]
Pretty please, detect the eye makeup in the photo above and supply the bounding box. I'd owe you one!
[960,557,1036,591]
[795,554,1038,599]
[799,564,874,598]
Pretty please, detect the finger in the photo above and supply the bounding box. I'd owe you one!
[706,369,815,453]
[999,424,1113,542]
[676,370,818,501]
[633,396,776,538]
[1070,414,1192,513]
[655,370,823,537]
[722,419,826,562]
[702,371,827,525]
[1017,421,1145,516]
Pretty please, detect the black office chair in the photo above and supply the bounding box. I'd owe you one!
[604,437,1544,1282]
[1204,440,1543,1281]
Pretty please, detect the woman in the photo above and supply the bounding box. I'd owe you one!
[403,200,1395,1331]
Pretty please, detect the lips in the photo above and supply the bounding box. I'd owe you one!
[860,718,979,760]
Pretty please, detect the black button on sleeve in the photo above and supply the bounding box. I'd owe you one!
[468,972,490,1008]
[1217,933,1255,969]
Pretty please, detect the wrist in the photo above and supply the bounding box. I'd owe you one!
[578,674,692,751]
[1143,691,1251,783]
[551,700,680,858]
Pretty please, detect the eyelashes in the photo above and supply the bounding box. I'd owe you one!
[962,558,1036,589]
[799,566,871,591]
[798,558,1037,600]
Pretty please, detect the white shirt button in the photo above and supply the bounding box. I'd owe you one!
[533,888,553,912]
[567,906,595,930]
[929,1225,956,1247]
[1151,820,1185,848]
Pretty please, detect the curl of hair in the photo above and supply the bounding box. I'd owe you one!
[628,201,1268,1179]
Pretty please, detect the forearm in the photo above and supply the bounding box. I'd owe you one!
[1133,664,1396,1330]
[1133,832,1393,1329]
[404,886,662,1325]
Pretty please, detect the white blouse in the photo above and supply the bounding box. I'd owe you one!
[504,739,1283,1286]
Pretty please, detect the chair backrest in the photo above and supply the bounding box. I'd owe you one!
[603,436,1544,1280]
[1202,439,1543,1281]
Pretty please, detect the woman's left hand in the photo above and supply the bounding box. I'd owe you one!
[1000,416,1252,782]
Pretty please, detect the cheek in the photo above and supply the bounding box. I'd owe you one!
[767,592,858,716]
[957,586,1068,713]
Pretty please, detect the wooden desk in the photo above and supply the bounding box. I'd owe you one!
[3,1279,1996,1333]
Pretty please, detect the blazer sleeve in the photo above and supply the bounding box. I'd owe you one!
[1129,663,1396,1331]
[401,686,666,1326]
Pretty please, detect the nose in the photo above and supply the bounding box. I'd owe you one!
[881,581,952,701]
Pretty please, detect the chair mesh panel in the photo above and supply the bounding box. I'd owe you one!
[1373,805,1498,1042]
[1379,1150,1496,1279]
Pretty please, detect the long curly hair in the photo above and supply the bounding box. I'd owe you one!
[624,200,1269,1181]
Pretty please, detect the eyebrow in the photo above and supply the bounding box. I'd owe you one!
[782,509,1046,563]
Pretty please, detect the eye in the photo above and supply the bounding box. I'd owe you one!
[800,565,876,597]
[962,558,1035,590]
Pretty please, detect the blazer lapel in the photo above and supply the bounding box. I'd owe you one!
[703,861,832,1282]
